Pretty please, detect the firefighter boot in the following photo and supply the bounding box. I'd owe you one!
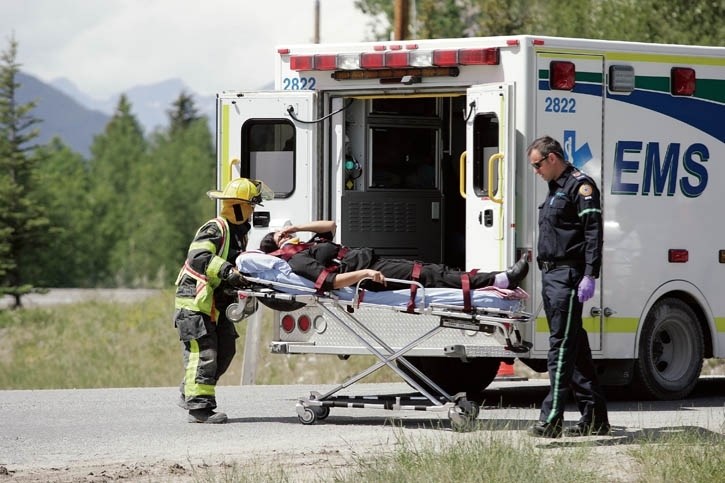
[188,408,228,424]
[505,254,529,289]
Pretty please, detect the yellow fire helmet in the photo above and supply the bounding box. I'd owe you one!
[207,178,274,224]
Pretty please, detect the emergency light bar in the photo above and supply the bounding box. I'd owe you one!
[289,47,500,72]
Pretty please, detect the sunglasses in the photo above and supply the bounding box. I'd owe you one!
[531,155,547,169]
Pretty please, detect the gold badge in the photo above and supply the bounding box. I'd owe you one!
[579,184,593,196]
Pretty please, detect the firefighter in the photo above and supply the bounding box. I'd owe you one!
[173,177,273,424]
[526,136,610,438]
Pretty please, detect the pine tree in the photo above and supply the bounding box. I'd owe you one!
[126,91,214,287]
[30,138,93,287]
[87,94,147,286]
[0,36,48,308]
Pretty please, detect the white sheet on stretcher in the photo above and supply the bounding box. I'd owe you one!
[236,251,527,311]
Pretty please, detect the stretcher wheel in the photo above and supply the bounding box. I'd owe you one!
[448,401,479,432]
[298,407,317,425]
[312,406,330,420]
[460,400,480,420]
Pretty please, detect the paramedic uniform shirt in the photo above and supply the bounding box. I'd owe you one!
[537,165,603,277]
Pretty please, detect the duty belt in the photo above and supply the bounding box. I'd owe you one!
[538,259,584,272]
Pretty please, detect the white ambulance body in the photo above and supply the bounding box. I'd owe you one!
[216,35,725,400]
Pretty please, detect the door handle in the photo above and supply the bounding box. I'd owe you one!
[590,307,616,317]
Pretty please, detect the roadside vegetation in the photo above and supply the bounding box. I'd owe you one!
[0,291,398,389]
[192,425,724,482]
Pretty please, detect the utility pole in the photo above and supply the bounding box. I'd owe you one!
[314,0,320,43]
[393,0,409,40]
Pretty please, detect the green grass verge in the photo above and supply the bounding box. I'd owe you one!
[0,291,397,389]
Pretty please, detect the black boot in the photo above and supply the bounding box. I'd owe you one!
[528,420,563,438]
[188,408,228,424]
[505,254,529,289]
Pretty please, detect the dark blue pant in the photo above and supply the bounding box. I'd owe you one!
[539,266,608,426]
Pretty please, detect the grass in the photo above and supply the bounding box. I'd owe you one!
[188,424,725,482]
[0,290,397,389]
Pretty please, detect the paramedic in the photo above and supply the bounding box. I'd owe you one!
[527,136,610,438]
[258,220,529,291]
[173,177,273,424]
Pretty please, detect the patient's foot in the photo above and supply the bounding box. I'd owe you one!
[504,254,529,289]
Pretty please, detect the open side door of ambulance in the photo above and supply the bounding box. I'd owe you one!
[216,91,318,250]
[465,84,517,272]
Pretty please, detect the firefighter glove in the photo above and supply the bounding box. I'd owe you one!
[224,267,249,289]
[578,275,595,303]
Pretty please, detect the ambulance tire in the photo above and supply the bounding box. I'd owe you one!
[634,298,704,400]
[396,356,500,403]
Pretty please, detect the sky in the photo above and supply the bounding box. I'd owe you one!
[0,0,376,100]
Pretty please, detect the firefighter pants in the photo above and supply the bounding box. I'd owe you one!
[539,266,608,426]
[367,258,496,290]
[180,314,238,410]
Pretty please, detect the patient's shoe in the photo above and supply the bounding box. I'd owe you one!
[188,408,228,424]
[505,254,529,289]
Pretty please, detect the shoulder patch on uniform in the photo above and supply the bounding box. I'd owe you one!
[571,170,582,177]
[578,184,593,196]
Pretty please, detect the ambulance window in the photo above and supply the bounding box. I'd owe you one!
[472,113,499,198]
[369,126,437,189]
[241,120,295,198]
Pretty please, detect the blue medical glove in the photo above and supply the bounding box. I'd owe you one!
[578,275,596,303]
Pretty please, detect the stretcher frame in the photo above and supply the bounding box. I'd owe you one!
[230,276,532,430]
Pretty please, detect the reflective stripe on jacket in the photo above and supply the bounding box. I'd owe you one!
[174,217,231,322]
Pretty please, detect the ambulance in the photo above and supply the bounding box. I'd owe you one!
[216,35,725,400]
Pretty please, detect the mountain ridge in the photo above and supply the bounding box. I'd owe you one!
[16,72,216,158]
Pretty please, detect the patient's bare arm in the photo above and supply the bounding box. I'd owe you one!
[333,269,386,289]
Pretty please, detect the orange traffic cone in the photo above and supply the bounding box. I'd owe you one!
[495,361,526,381]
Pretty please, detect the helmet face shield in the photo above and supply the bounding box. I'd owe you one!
[221,200,255,224]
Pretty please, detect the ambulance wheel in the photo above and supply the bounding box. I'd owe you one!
[298,407,317,425]
[634,298,704,400]
[396,357,499,403]
[312,406,330,420]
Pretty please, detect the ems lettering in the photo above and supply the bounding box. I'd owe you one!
[611,141,709,197]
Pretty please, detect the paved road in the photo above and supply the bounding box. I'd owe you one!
[1,378,723,480]
[0,288,159,309]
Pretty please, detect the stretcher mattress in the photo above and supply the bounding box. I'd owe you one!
[236,251,527,311]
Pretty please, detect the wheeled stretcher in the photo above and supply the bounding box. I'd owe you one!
[231,252,533,429]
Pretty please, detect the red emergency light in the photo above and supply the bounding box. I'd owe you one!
[668,249,689,263]
[550,61,575,90]
[361,52,386,69]
[289,47,500,72]
[385,51,409,68]
[671,67,696,96]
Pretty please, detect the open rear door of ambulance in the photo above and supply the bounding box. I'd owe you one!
[217,91,317,250]
[464,84,517,272]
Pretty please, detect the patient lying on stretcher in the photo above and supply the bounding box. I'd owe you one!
[236,250,528,310]
[257,220,529,292]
